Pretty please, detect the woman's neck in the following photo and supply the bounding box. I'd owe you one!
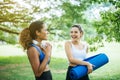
[33,39,42,45]
[72,40,81,45]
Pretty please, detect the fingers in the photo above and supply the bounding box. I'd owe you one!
[41,42,52,49]
[88,68,93,74]
[41,42,52,56]
[87,63,93,74]
[87,65,93,73]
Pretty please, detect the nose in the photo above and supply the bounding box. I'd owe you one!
[71,32,75,35]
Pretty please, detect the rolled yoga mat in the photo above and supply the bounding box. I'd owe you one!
[70,53,109,80]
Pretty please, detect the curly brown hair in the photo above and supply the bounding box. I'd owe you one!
[19,21,44,50]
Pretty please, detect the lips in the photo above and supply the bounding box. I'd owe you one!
[71,36,77,39]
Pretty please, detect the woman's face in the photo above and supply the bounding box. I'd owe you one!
[37,24,48,40]
[70,27,82,41]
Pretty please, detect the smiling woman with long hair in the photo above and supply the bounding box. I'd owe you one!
[19,21,52,80]
[65,24,93,80]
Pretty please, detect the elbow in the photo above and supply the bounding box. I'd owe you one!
[69,58,74,63]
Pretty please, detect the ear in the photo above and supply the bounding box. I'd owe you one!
[80,32,83,37]
[36,30,40,36]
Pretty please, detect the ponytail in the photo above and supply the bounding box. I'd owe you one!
[19,28,32,50]
[19,20,44,50]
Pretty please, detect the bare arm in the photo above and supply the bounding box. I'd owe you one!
[65,41,93,73]
[27,45,51,76]
[65,41,89,65]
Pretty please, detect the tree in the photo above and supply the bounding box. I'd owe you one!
[92,0,120,42]
[0,0,33,44]
[0,0,119,51]
[47,0,120,51]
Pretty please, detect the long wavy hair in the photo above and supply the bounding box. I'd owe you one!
[19,21,44,50]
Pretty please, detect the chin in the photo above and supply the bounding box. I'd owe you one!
[72,39,77,41]
[73,38,80,41]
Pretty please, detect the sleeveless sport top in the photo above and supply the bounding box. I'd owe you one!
[31,44,50,64]
[71,43,87,60]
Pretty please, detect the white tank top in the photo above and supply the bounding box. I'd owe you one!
[71,43,87,60]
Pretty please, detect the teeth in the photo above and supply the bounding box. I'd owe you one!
[72,36,77,38]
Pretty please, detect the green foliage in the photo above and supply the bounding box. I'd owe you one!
[84,0,120,51]
[0,0,120,51]
[46,1,92,40]
[0,31,17,44]
[92,7,120,42]
[0,0,33,43]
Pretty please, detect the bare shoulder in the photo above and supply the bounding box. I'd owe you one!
[82,41,89,46]
[65,40,71,45]
[26,47,40,63]
[28,47,36,52]
[27,47,38,56]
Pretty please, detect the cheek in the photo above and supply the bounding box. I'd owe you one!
[42,33,47,38]
[42,31,47,35]
[43,32,48,38]
[44,32,48,36]
[77,34,81,38]
[39,32,47,38]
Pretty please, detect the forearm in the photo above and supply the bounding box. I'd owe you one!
[37,55,49,76]
[69,58,89,66]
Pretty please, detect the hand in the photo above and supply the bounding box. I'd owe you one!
[42,43,52,57]
[86,62,93,74]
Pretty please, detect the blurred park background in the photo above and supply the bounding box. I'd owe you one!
[0,0,120,80]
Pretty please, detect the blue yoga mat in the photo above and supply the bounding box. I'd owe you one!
[70,53,109,80]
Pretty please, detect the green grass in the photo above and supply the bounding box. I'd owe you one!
[0,54,120,80]
[0,56,68,80]
[0,42,120,80]
[0,56,34,80]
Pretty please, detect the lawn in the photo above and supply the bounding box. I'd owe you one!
[0,42,120,80]
[0,56,68,80]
